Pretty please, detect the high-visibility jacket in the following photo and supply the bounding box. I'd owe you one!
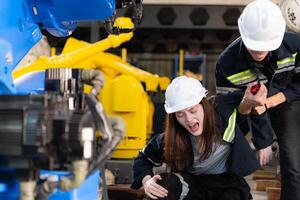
[215,31,300,149]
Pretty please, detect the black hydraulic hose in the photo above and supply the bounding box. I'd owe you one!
[81,69,104,96]
[85,93,123,175]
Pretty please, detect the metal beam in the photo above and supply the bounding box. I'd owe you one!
[131,5,243,30]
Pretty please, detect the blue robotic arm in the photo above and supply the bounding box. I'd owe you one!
[1,1,42,94]
[0,0,136,94]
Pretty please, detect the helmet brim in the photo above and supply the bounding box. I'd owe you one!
[164,98,201,114]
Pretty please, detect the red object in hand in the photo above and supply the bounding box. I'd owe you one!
[250,82,261,95]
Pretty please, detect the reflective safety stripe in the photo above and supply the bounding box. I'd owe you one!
[260,79,268,84]
[277,53,297,69]
[227,70,256,85]
[232,74,256,83]
[216,86,241,94]
[257,73,267,81]
[227,70,255,82]
[223,108,237,143]
[140,148,162,166]
[174,173,189,200]
[275,65,295,74]
[295,66,300,73]
[230,76,257,85]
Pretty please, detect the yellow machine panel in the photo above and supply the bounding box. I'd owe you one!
[99,74,150,158]
[111,75,142,112]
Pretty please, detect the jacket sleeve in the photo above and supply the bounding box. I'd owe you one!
[216,92,245,142]
[227,124,261,176]
[131,133,164,189]
[281,55,300,102]
[216,91,274,149]
[281,32,300,102]
[249,114,274,149]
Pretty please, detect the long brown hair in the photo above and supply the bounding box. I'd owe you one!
[164,97,221,172]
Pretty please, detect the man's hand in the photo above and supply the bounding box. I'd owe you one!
[265,92,286,108]
[257,145,273,167]
[252,92,287,115]
[142,175,168,199]
[238,82,268,114]
[252,104,267,115]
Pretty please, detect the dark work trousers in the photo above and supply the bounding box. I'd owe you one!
[147,172,251,200]
[269,100,300,200]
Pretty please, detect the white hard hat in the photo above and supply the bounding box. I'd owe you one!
[280,0,300,33]
[238,0,286,51]
[164,76,206,114]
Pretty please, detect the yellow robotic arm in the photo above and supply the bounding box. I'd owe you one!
[13,17,134,80]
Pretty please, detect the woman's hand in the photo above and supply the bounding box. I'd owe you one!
[257,145,273,167]
[246,82,268,106]
[142,175,168,199]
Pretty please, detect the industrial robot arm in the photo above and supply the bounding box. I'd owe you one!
[0,0,142,94]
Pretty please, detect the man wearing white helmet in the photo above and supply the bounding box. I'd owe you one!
[131,76,261,200]
[215,0,300,199]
